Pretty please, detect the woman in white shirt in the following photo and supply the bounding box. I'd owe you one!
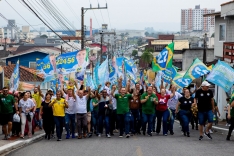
[19,92,36,138]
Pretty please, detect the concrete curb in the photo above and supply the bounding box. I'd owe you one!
[0,133,45,155]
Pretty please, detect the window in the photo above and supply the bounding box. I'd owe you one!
[29,62,36,69]
[219,23,226,41]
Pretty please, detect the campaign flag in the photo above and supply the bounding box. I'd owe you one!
[155,71,163,92]
[98,59,109,88]
[116,57,126,86]
[93,62,99,87]
[36,59,45,74]
[9,60,19,92]
[42,55,56,77]
[139,70,144,84]
[124,58,137,74]
[109,65,117,85]
[86,74,96,90]
[75,49,89,81]
[152,42,174,72]
[124,59,136,83]
[162,66,177,84]
[56,51,78,74]
[206,60,234,92]
[173,73,192,88]
[183,58,210,80]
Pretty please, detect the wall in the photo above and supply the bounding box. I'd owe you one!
[6,52,48,67]
[214,16,226,58]
[182,49,214,70]
[226,19,234,42]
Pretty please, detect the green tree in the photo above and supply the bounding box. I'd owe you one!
[137,38,143,46]
[141,51,153,65]
[145,32,149,37]
[132,50,138,57]
[40,34,48,38]
[145,48,154,53]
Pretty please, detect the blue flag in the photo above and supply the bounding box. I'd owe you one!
[173,73,192,88]
[109,65,117,85]
[42,55,56,77]
[116,57,126,86]
[124,59,136,83]
[56,51,79,74]
[98,59,109,88]
[86,74,96,90]
[9,60,19,92]
[162,66,177,84]
[206,60,234,92]
[36,59,45,74]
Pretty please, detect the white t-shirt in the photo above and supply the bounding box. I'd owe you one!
[104,86,111,95]
[166,90,182,110]
[65,94,78,114]
[19,98,35,115]
[76,95,87,114]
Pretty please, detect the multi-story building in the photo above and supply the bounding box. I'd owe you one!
[181,5,215,33]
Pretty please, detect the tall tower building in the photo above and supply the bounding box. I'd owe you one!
[181,5,215,34]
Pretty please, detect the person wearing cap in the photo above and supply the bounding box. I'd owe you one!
[194,81,215,141]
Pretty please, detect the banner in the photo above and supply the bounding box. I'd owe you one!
[116,57,126,86]
[152,42,174,72]
[86,74,96,90]
[9,60,19,92]
[155,71,163,92]
[124,58,137,74]
[98,59,109,88]
[75,48,89,80]
[93,62,99,87]
[42,55,56,77]
[173,72,192,88]
[56,51,78,74]
[206,60,234,92]
[183,58,210,80]
[36,59,45,74]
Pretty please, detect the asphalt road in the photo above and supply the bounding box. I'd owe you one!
[8,123,233,156]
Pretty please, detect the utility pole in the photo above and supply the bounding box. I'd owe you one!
[203,33,207,64]
[81,3,107,49]
[99,31,116,63]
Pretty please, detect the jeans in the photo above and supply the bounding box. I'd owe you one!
[156,109,170,135]
[54,116,64,139]
[142,113,154,134]
[21,113,33,136]
[179,110,192,132]
[98,114,110,135]
[117,112,131,136]
[35,108,42,128]
[198,110,214,125]
[130,109,141,134]
[110,109,118,134]
[91,110,98,133]
[168,109,175,133]
[152,111,157,131]
[65,113,75,135]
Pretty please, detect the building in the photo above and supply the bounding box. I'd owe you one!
[182,48,214,70]
[181,5,215,33]
[0,28,4,39]
[203,0,234,120]
[22,26,30,33]
[3,64,50,92]
[1,46,61,68]
[115,30,145,38]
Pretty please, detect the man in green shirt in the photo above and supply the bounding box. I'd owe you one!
[140,86,158,136]
[0,87,16,140]
[111,86,132,138]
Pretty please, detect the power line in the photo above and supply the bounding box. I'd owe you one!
[105,0,112,29]
[89,0,100,28]
[97,0,105,23]
[21,0,79,50]
[63,0,81,25]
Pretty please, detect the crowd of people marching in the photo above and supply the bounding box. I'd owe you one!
[0,77,234,141]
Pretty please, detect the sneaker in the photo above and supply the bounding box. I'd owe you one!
[170,131,174,135]
[3,135,8,140]
[228,124,231,127]
[57,138,62,141]
[204,132,212,139]
[199,136,203,141]
[7,135,11,139]
[183,132,186,136]
[107,134,111,138]
[119,135,123,138]
[226,135,231,141]
[66,134,70,139]
[88,133,92,138]
[226,123,229,126]
[164,134,167,136]
[126,134,130,138]
[51,134,55,139]
[114,129,119,133]
[98,134,101,137]
[209,129,213,134]
[20,135,24,139]
[147,133,152,136]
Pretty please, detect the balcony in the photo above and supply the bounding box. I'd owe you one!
[223,42,234,62]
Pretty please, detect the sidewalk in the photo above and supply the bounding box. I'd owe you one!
[0,126,45,155]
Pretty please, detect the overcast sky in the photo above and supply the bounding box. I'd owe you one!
[0,0,227,31]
